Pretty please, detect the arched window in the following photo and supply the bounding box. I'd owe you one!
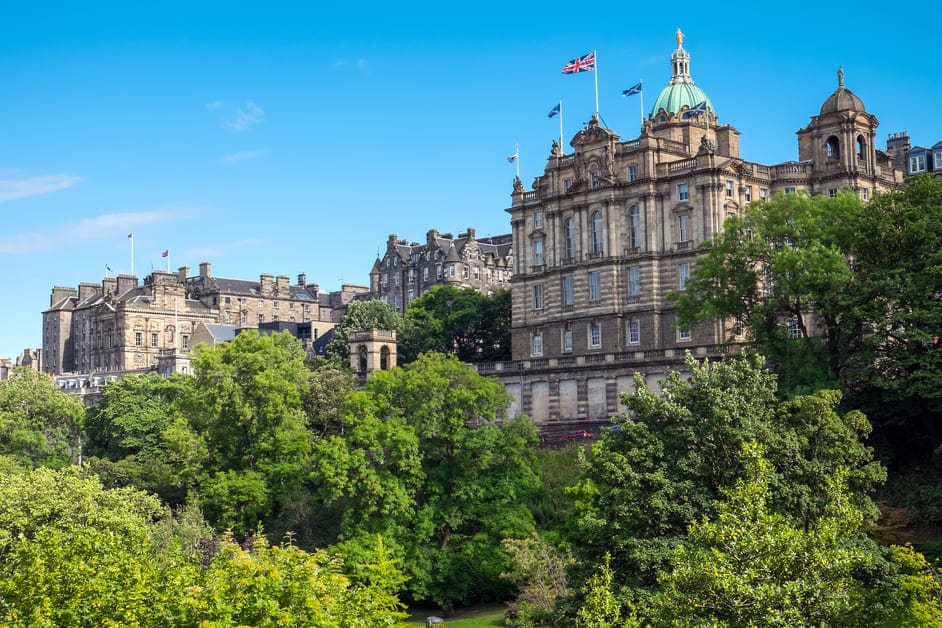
[825,136,840,159]
[590,211,603,254]
[380,345,390,370]
[564,218,576,259]
[358,345,367,373]
[857,135,867,159]
[628,205,641,249]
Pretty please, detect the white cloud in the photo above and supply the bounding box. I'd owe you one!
[333,58,370,74]
[204,100,223,111]
[0,207,188,254]
[223,100,266,132]
[220,149,267,163]
[0,173,84,202]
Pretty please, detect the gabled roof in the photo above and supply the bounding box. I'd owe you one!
[203,324,239,343]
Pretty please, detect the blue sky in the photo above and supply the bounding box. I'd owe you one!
[1,2,938,360]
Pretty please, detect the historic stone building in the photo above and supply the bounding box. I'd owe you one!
[495,31,905,427]
[369,228,513,312]
[42,262,345,376]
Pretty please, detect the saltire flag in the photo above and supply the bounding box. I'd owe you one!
[682,101,708,119]
[622,82,642,97]
[161,250,169,258]
[127,232,133,238]
[507,151,519,163]
[548,103,561,118]
[561,51,595,74]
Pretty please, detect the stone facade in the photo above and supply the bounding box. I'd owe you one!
[369,228,513,312]
[42,262,343,376]
[499,34,905,427]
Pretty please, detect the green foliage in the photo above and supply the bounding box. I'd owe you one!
[399,286,511,363]
[313,353,540,609]
[326,299,406,363]
[0,368,84,468]
[649,444,869,626]
[569,353,884,593]
[304,363,359,436]
[576,553,623,627]
[501,533,573,626]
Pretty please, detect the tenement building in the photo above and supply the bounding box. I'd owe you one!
[42,262,340,376]
[493,31,904,425]
[369,228,513,312]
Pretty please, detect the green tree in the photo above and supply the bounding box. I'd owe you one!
[399,286,511,363]
[569,353,884,593]
[186,330,316,541]
[326,299,405,364]
[671,190,861,394]
[0,368,84,469]
[501,534,573,626]
[303,363,359,437]
[313,352,540,609]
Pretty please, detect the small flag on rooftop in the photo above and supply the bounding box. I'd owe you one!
[507,150,519,163]
[547,103,561,118]
[561,51,596,74]
[161,250,169,258]
[622,82,642,97]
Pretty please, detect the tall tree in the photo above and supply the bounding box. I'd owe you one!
[313,352,540,610]
[0,368,85,469]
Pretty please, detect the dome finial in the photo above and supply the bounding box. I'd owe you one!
[837,66,844,88]
[676,28,684,48]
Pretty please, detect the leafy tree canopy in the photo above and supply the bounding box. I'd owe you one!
[325,299,405,364]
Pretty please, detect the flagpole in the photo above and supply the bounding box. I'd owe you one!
[515,143,520,179]
[559,101,564,153]
[166,251,170,273]
[593,50,599,117]
[638,79,644,129]
[129,233,134,277]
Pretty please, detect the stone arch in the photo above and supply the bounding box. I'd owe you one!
[825,135,840,159]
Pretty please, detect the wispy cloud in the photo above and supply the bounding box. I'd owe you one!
[0,172,84,202]
[333,58,370,73]
[222,100,266,132]
[0,207,189,254]
[221,149,267,163]
[204,100,223,111]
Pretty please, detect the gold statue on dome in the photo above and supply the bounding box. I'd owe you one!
[676,28,684,48]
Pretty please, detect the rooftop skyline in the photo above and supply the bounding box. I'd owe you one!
[2,2,939,359]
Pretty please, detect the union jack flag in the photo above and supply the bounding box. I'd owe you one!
[561,51,595,74]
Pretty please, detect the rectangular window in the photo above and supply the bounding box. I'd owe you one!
[532,333,543,356]
[151,333,158,348]
[589,270,601,301]
[534,211,543,229]
[182,335,189,350]
[408,288,414,302]
[395,295,401,309]
[787,318,802,339]
[533,284,543,310]
[589,323,602,348]
[726,179,734,197]
[744,186,752,202]
[562,275,574,306]
[408,269,415,283]
[273,301,279,309]
[564,177,573,192]
[436,263,443,279]
[911,154,927,173]
[628,164,637,182]
[679,214,690,242]
[563,329,573,351]
[590,171,600,189]
[628,320,640,344]
[423,267,429,281]
[259,313,265,323]
[224,311,231,324]
[473,267,480,280]
[135,332,142,347]
[828,189,837,197]
[678,327,691,341]
[628,206,642,249]
[395,274,401,286]
[860,188,869,200]
[760,188,768,200]
[533,240,544,266]
[935,151,942,170]
[678,183,689,201]
[258,299,264,308]
[627,266,640,296]
[784,186,797,194]
[241,311,248,325]
[678,263,690,291]
[449,265,456,278]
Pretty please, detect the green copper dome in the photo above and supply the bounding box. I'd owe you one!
[650,83,714,118]
[649,29,715,120]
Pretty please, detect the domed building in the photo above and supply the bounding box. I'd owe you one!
[501,31,905,425]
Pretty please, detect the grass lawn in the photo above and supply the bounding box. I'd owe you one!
[405,603,505,627]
